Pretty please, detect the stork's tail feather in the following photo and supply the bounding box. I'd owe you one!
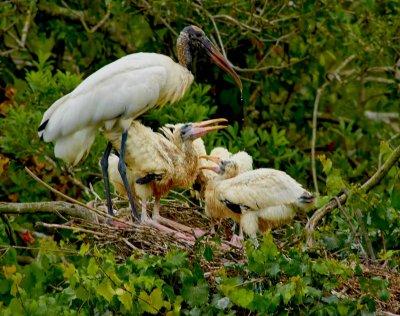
[298,191,315,205]
[54,127,96,166]
[38,119,49,140]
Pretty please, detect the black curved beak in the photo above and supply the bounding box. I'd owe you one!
[200,37,242,92]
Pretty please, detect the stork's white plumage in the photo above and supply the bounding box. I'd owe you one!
[213,165,314,238]
[37,25,242,220]
[202,158,313,241]
[39,54,193,166]
[200,150,252,228]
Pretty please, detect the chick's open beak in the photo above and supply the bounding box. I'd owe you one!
[201,37,243,92]
[199,155,222,164]
[199,165,220,173]
[189,118,227,139]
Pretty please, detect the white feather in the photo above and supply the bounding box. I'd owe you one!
[229,151,253,173]
[54,127,96,166]
[217,168,307,210]
[39,53,193,165]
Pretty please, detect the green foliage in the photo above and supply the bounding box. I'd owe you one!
[0,0,399,314]
[0,235,391,315]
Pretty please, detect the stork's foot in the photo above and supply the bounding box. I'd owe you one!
[228,234,244,248]
[153,215,206,238]
[108,220,131,229]
[143,218,195,244]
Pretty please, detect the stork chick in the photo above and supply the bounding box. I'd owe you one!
[107,119,227,233]
[197,147,252,198]
[202,158,314,243]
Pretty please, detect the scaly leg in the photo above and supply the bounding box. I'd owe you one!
[100,142,115,216]
[141,200,148,222]
[229,224,244,248]
[117,131,139,221]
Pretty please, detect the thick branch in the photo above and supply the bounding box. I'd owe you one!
[306,141,400,247]
[0,201,99,222]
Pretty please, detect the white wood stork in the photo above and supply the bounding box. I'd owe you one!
[202,158,314,242]
[37,25,242,220]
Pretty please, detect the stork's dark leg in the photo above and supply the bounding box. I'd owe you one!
[100,142,114,216]
[118,131,140,221]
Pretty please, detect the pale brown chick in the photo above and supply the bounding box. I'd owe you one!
[203,158,314,243]
[107,119,227,228]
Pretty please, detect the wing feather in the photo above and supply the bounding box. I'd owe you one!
[39,53,186,142]
[216,168,306,210]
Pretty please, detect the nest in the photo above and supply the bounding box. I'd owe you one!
[36,199,400,313]
[54,199,245,273]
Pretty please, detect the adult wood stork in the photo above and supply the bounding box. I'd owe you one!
[37,25,242,220]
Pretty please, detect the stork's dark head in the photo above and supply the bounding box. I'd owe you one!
[179,118,227,142]
[177,25,242,92]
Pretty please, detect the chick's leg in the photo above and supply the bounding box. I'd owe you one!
[140,200,148,222]
[118,131,139,221]
[229,223,244,248]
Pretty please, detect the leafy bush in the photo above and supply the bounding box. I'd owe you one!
[0,0,399,314]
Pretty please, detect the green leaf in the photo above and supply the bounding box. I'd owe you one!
[229,288,254,308]
[139,289,161,314]
[97,279,115,302]
[118,291,133,311]
[203,246,213,262]
[79,243,90,256]
[182,282,209,306]
[87,258,98,276]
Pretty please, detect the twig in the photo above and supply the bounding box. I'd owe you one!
[37,1,135,51]
[306,141,400,247]
[363,77,395,84]
[0,201,98,221]
[213,14,261,32]
[19,2,33,47]
[310,55,356,196]
[36,222,108,236]
[0,214,16,245]
[354,208,376,260]
[311,84,328,195]
[25,167,106,218]
[24,167,132,227]
[232,57,304,73]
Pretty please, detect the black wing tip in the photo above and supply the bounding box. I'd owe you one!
[38,119,49,132]
[221,199,242,214]
[136,173,163,185]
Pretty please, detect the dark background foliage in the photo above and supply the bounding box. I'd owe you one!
[0,0,399,314]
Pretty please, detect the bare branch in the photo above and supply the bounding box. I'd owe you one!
[310,55,357,196]
[213,14,261,33]
[306,141,400,247]
[0,201,98,221]
[36,221,108,236]
[363,76,396,84]
[24,167,133,227]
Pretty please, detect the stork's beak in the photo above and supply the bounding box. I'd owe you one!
[189,118,228,139]
[200,37,243,92]
[199,155,221,164]
[199,165,220,173]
